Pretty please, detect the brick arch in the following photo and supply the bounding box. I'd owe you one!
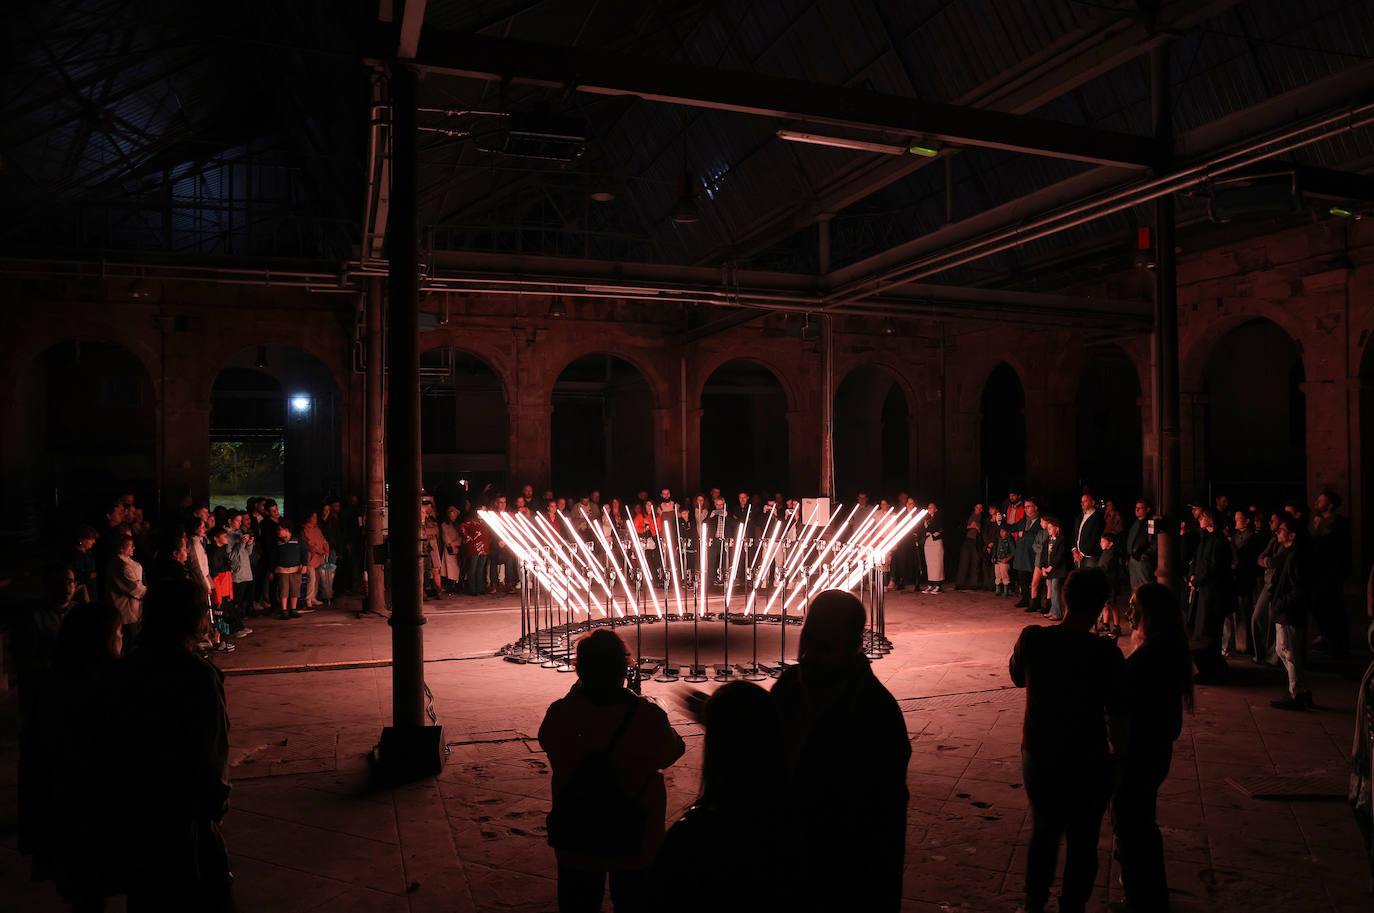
[418,340,514,408]
[547,347,669,412]
[958,353,1033,417]
[1046,337,1144,406]
[1181,305,1307,391]
[833,358,920,413]
[199,334,352,406]
[0,316,161,400]
[692,353,797,412]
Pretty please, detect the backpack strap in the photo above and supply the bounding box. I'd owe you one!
[605,698,639,754]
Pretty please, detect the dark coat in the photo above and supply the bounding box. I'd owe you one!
[1074,510,1106,558]
[119,643,233,912]
[1126,517,1157,572]
[538,684,685,871]
[1268,543,1308,627]
[771,657,910,913]
[1041,535,1071,580]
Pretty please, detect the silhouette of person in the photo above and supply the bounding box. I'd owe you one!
[653,681,785,909]
[1010,567,1125,913]
[120,577,234,913]
[539,629,685,912]
[770,589,910,912]
[25,601,124,913]
[1113,583,1194,913]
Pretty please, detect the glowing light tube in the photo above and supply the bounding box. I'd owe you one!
[744,511,789,616]
[699,523,708,616]
[661,511,686,617]
[556,510,618,617]
[624,506,662,618]
[587,508,636,615]
[480,511,573,606]
[724,520,748,610]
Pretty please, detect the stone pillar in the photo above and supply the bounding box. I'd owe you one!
[510,402,553,491]
[1178,391,1207,504]
[1303,376,1351,502]
[650,407,672,490]
[787,409,816,496]
[684,407,703,494]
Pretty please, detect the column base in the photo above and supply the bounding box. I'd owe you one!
[375,725,446,784]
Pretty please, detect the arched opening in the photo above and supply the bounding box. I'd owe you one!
[1075,346,1143,504]
[210,346,341,516]
[980,363,1026,502]
[1203,319,1306,508]
[16,340,157,530]
[551,354,653,497]
[1359,338,1374,570]
[834,366,911,499]
[700,359,789,496]
[421,345,508,507]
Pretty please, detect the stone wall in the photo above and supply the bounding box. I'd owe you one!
[2,215,1372,564]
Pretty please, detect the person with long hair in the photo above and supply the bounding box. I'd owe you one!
[27,602,125,913]
[121,578,234,912]
[653,682,785,909]
[1112,583,1195,912]
[770,590,910,912]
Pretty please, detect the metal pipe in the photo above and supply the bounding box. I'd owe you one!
[821,315,834,497]
[364,277,387,616]
[385,62,426,732]
[1151,41,1182,594]
[832,98,1374,301]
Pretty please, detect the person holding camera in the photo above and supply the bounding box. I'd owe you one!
[539,629,684,912]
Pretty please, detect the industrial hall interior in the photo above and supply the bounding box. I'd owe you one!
[4,1,1374,913]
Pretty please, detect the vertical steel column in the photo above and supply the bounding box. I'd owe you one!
[1151,41,1181,593]
[364,277,387,616]
[379,62,439,776]
[819,215,834,499]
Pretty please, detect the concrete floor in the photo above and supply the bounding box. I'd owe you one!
[3,587,1371,912]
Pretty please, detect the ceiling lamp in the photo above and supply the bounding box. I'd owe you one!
[670,171,699,224]
[776,129,941,158]
[548,296,567,318]
[589,190,616,202]
[127,276,151,299]
[777,129,905,155]
[881,318,898,336]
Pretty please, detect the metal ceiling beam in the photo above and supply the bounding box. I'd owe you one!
[826,58,1374,296]
[397,31,1160,168]
[396,0,427,60]
[419,248,1149,330]
[696,0,1246,264]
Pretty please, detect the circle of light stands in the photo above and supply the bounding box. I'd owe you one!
[487,503,920,681]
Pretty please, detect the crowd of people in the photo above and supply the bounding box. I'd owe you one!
[536,569,1205,913]
[419,483,952,599]
[25,491,369,662]
[5,478,1373,913]
[947,487,1362,711]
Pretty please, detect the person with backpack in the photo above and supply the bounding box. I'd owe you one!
[538,629,685,912]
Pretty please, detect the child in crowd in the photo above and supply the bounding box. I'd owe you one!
[206,527,237,652]
[992,524,1014,596]
[1095,533,1128,638]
